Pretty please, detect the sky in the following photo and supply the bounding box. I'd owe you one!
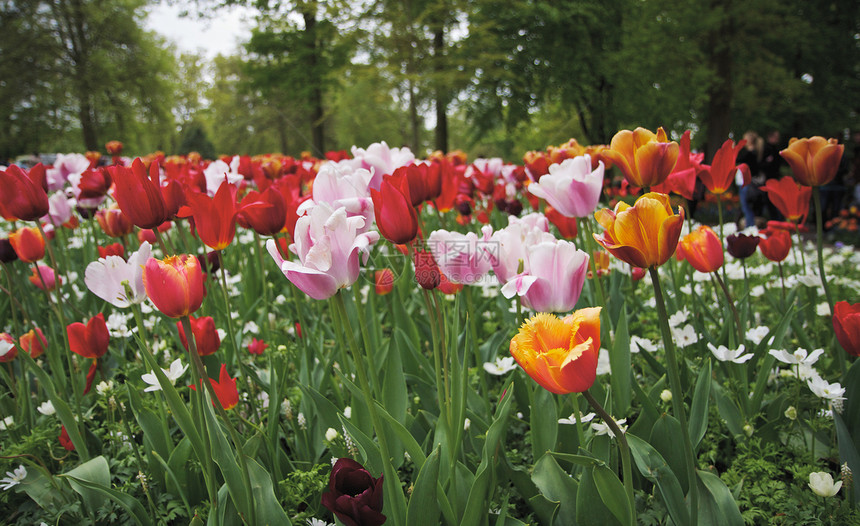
[145,3,256,59]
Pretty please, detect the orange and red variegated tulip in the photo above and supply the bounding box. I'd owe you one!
[833,301,860,357]
[593,192,685,269]
[758,228,792,262]
[599,127,679,188]
[19,327,47,358]
[105,140,123,156]
[677,225,724,273]
[0,333,18,363]
[67,313,110,359]
[371,172,418,245]
[9,227,45,263]
[176,315,221,356]
[143,255,206,318]
[375,269,394,295]
[111,158,169,229]
[780,136,844,187]
[509,308,602,394]
[96,207,135,238]
[762,177,811,224]
[190,364,239,410]
[0,164,49,221]
[700,138,747,195]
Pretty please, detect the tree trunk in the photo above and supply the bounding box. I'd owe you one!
[302,8,325,154]
[408,77,420,151]
[433,27,447,153]
[78,90,98,151]
[705,3,733,162]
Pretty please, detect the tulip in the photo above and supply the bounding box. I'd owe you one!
[509,308,602,394]
[143,254,206,318]
[74,168,112,201]
[29,265,60,290]
[19,328,47,359]
[111,158,169,229]
[238,186,286,236]
[762,177,811,224]
[593,192,685,269]
[726,233,760,259]
[375,269,394,295]
[9,227,45,263]
[186,181,241,251]
[321,458,387,526]
[0,333,17,363]
[677,225,724,273]
[247,338,268,355]
[599,127,679,188]
[105,140,123,155]
[438,273,464,295]
[500,240,590,313]
[97,243,125,259]
[44,192,75,227]
[0,238,18,263]
[780,136,844,187]
[544,206,578,238]
[371,172,418,245]
[96,207,135,238]
[527,155,604,218]
[86,242,151,308]
[426,229,493,285]
[413,249,441,290]
[652,130,704,200]
[833,301,860,357]
[699,138,747,195]
[267,204,379,300]
[190,364,239,410]
[758,228,791,262]
[0,164,49,221]
[351,140,415,190]
[67,313,110,359]
[59,426,75,451]
[176,316,221,356]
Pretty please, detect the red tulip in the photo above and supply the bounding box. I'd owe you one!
[111,158,169,229]
[833,301,860,357]
[67,313,110,359]
[545,206,578,239]
[0,333,18,363]
[97,243,125,259]
[247,338,268,355]
[375,269,394,296]
[77,168,112,200]
[9,227,45,263]
[19,328,47,359]
[699,138,747,195]
[677,225,724,273]
[187,181,264,250]
[96,207,134,238]
[238,186,286,236]
[59,426,75,451]
[143,255,206,318]
[190,364,239,410]
[371,172,418,245]
[176,316,221,356]
[0,164,49,221]
[762,177,811,224]
[414,249,440,290]
[758,228,791,262]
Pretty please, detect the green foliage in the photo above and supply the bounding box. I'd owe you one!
[277,463,330,523]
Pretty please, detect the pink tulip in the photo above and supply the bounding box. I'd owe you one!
[499,240,590,312]
[267,203,379,300]
[427,228,494,285]
[350,141,415,190]
[528,155,605,218]
[486,213,554,285]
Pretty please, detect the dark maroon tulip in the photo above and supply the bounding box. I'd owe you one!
[321,458,386,526]
[726,233,760,259]
[0,238,18,263]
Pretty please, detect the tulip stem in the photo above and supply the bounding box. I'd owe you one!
[812,187,845,374]
[712,272,744,348]
[649,267,699,526]
[182,315,257,526]
[583,390,635,526]
[333,291,405,524]
[582,218,606,307]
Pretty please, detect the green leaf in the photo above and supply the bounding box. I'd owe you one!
[531,454,578,526]
[338,413,383,474]
[531,387,558,460]
[246,457,292,525]
[711,381,744,438]
[61,473,152,526]
[62,455,110,512]
[628,434,689,526]
[610,308,632,415]
[576,465,622,526]
[689,359,712,451]
[592,464,632,526]
[835,412,860,505]
[650,414,688,493]
[548,451,606,469]
[406,446,442,526]
[382,337,408,421]
[696,470,743,526]
[202,399,252,521]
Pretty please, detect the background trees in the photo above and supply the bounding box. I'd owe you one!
[1,0,857,162]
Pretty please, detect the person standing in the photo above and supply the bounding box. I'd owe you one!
[737,131,763,229]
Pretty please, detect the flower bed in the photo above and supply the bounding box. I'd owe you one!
[0,132,858,525]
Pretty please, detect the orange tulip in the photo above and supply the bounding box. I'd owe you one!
[374,269,394,295]
[19,327,47,358]
[96,207,134,238]
[509,308,602,395]
[593,192,685,269]
[700,138,747,195]
[762,177,811,224]
[9,226,45,263]
[599,127,679,188]
[143,255,206,318]
[780,136,844,187]
[677,225,724,273]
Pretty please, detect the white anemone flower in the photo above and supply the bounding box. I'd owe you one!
[768,348,824,367]
[558,412,596,425]
[808,472,842,497]
[0,465,27,490]
[708,343,754,364]
[141,359,189,392]
[483,356,518,376]
[807,376,846,401]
